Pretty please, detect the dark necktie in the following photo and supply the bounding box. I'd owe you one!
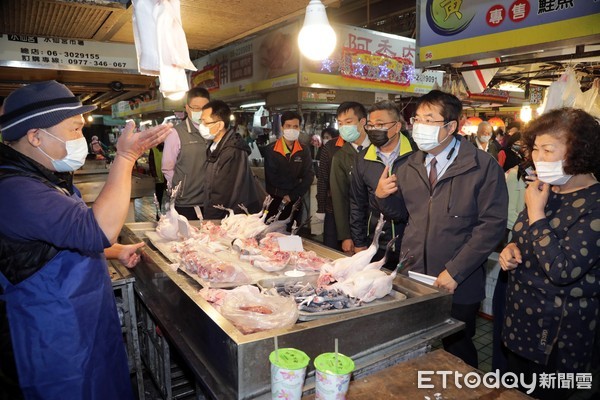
[429,157,438,187]
[357,145,363,152]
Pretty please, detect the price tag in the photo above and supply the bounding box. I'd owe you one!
[276,235,304,252]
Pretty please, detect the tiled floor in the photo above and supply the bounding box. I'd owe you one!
[131,196,497,398]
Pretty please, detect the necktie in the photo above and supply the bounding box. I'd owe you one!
[357,145,363,152]
[429,157,438,187]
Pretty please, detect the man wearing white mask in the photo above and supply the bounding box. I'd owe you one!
[200,100,261,220]
[161,87,210,220]
[376,90,508,368]
[474,120,493,153]
[330,102,370,253]
[0,80,171,399]
[264,110,314,227]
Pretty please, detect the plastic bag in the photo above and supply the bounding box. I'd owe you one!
[220,285,298,334]
[573,78,600,117]
[541,68,582,114]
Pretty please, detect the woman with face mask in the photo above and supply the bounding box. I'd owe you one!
[498,108,600,400]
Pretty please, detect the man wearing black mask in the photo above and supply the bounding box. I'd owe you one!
[349,100,417,268]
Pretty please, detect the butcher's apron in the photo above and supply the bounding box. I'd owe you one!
[0,251,133,400]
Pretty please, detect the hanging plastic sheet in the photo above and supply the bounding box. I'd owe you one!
[132,0,197,97]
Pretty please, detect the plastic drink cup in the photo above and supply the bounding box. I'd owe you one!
[270,348,310,400]
[314,352,355,400]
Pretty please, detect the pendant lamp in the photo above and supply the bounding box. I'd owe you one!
[298,0,337,61]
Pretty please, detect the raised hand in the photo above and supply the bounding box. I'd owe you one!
[375,165,398,199]
[116,121,172,162]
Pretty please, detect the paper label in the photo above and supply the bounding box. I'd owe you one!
[276,235,304,252]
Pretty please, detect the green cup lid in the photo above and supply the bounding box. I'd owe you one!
[314,352,355,375]
[270,348,310,370]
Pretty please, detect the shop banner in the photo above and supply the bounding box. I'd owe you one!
[417,0,600,65]
[191,24,299,99]
[0,34,138,73]
[301,24,444,95]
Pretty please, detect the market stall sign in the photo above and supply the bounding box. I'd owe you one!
[192,24,299,99]
[467,88,510,103]
[301,24,443,95]
[301,90,336,103]
[0,34,138,73]
[112,98,164,118]
[417,0,600,66]
[191,65,220,91]
[339,49,412,86]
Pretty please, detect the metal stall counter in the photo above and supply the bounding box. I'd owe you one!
[121,222,463,400]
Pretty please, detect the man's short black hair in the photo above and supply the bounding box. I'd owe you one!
[337,102,367,121]
[187,87,210,104]
[281,111,302,126]
[416,90,462,134]
[202,100,231,129]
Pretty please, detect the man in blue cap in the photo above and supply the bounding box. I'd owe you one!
[0,80,171,399]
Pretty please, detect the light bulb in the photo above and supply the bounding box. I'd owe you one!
[520,105,532,123]
[298,0,337,61]
[165,91,186,101]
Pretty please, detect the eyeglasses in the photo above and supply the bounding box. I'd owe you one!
[364,121,398,131]
[203,120,222,126]
[410,117,446,125]
[188,105,204,111]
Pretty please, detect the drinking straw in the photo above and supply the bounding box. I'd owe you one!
[334,338,339,374]
[274,336,279,363]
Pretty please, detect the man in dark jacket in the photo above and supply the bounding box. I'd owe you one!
[264,111,314,227]
[201,100,261,220]
[316,129,344,249]
[330,102,371,254]
[350,100,416,267]
[376,90,508,368]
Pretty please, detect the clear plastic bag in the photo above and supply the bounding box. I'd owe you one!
[573,78,600,117]
[220,286,299,334]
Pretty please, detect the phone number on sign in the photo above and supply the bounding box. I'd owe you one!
[66,58,127,68]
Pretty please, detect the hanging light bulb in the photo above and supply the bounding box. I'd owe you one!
[298,0,337,61]
[520,104,533,123]
[166,91,186,101]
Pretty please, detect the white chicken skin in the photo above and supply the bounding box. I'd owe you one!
[331,267,399,303]
[317,215,386,286]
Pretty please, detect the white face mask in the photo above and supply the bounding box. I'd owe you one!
[190,111,202,124]
[534,160,573,185]
[478,135,491,143]
[37,129,88,172]
[199,122,216,140]
[412,123,449,152]
[283,129,300,141]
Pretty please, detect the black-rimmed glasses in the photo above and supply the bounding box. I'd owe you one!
[365,121,398,131]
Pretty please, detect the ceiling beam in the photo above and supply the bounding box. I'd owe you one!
[455,50,600,72]
[100,89,147,108]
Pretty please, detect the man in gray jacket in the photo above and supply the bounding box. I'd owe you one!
[161,87,210,220]
[376,90,508,368]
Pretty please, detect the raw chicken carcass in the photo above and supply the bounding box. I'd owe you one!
[331,266,400,303]
[156,182,193,240]
[318,215,386,286]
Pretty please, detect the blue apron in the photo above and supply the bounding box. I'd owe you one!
[0,250,133,400]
